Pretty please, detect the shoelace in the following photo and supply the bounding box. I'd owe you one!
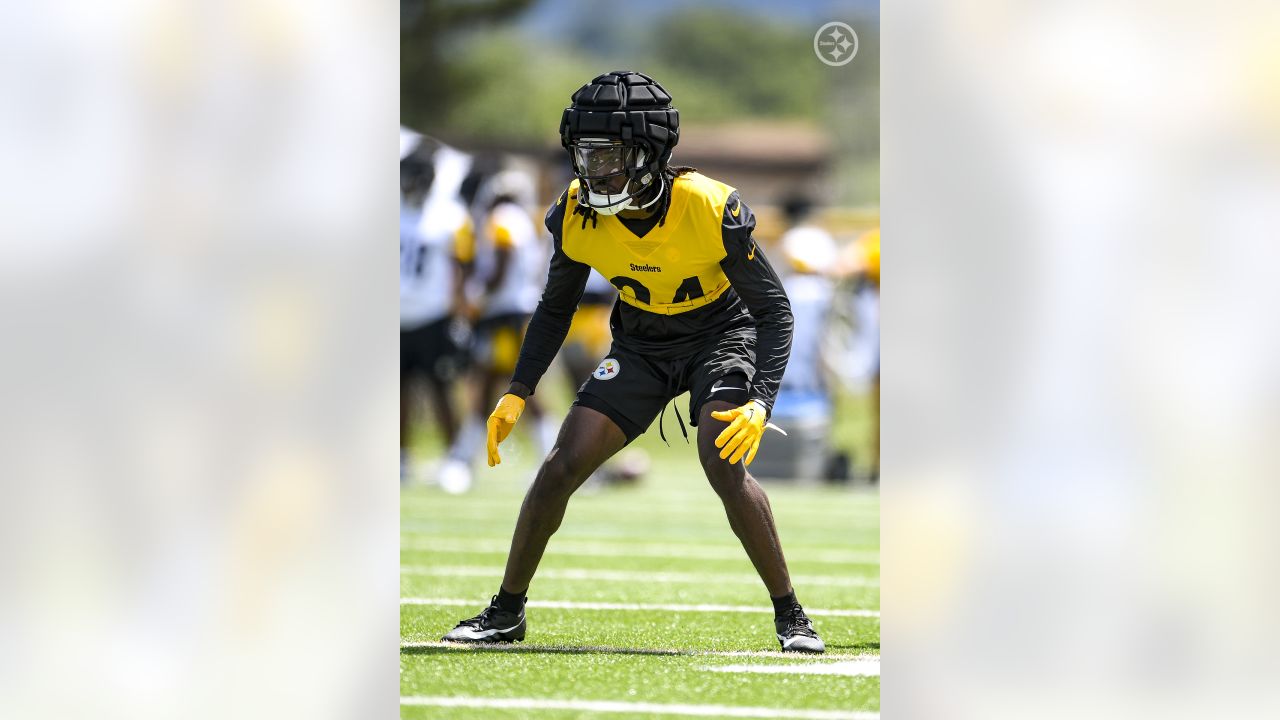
[781,604,819,638]
[458,596,502,628]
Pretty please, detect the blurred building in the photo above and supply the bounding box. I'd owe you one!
[430,122,831,220]
[672,123,830,206]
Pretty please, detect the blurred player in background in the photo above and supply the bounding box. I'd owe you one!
[838,227,879,482]
[400,141,472,484]
[438,170,557,494]
[559,269,615,385]
[751,197,843,481]
[442,70,825,653]
[777,197,839,399]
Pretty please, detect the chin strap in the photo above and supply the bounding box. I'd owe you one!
[630,175,665,211]
[580,174,665,221]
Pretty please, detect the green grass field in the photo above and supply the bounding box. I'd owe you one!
[401,393,880,719]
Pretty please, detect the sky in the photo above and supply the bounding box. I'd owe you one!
[519,0,880,39]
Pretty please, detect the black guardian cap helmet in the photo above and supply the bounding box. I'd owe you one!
[560,71,680,216]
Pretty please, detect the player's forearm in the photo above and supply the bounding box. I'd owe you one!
[509,301,574,396]
[747,305,793,414]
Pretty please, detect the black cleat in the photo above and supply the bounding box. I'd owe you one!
[441,596,526,643]
[775,603,825,654]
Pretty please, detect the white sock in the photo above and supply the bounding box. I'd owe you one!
[449,417,485,464]
[536,416,560,459]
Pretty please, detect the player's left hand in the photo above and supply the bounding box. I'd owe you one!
[710,400,770,466]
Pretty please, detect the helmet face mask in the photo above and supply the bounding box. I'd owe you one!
[570,138,653,214]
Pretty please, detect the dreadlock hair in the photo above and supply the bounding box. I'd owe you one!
[655,165,697,227]
[572,165,698,230]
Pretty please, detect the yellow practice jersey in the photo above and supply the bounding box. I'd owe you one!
[556,172,738,315]
[511,169,794,412]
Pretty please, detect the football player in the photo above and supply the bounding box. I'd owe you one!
[400,143,471,484]
[438,170,558,494]
[840,227,880,482]
[778,196,840,400]
[747,197,842,481]
[442,71,824,653]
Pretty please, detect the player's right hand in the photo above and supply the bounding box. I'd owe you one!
[486,393,526,467]
[710,400,770,466]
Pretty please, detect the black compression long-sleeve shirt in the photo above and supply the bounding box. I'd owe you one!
[715,191,793,411]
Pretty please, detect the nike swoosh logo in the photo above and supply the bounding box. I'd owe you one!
[777,633,802,648]
[709,386,746,394]
[730,199,741,217]
[454,620,524,640]
[746,243,756,261]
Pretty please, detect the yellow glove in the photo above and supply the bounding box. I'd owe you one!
[710,400,770,466]
[486,394,526,467]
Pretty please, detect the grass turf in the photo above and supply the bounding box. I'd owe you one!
[401,392,879,718]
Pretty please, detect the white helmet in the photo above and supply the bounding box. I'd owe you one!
[781,227,838,275]
[476,170,536,211]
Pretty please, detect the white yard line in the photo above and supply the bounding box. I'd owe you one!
[401,597,879,618]
[399,511,882,528]
[401,518,879,534]
[401,565,879,588]
[401,528,879,550]
[702,659,881,677]
[399,696,878,719]
[400,495,880,514]
[400,536,880,565]
[402,640,879,661]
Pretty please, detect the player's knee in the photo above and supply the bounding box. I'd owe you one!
[701,453,746,497]
[532,448,590,499]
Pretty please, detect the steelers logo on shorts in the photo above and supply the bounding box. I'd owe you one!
[593,357,621,381]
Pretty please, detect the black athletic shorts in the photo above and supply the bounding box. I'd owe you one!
[572,325,755,444]
[401,316,466,382]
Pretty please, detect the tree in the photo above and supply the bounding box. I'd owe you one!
[401,0,535,131]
